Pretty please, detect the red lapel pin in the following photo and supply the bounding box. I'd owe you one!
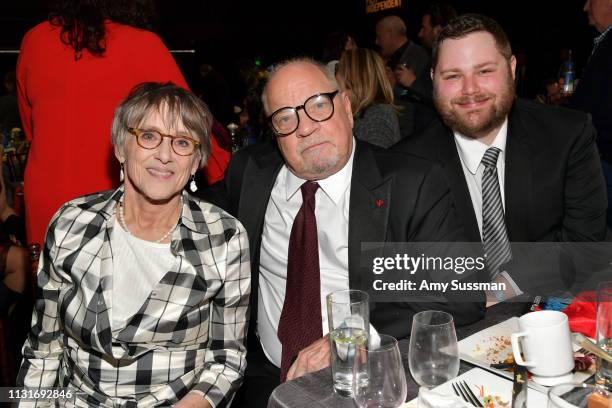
[375,199,384,208]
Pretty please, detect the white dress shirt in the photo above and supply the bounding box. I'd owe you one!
[453,119,508,236]
[258,140,355,367]
[454,119,522,295]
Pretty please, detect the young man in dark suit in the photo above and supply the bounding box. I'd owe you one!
[218,58,485,407]
[395,14,608,302]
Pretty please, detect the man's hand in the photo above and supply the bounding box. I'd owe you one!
[485,272,522,307]
[394,64,416,88]
[174,392,212,408]
[385,66,397,87]
[286,335,331,381]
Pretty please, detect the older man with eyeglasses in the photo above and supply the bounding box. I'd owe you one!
[209,58,485,408]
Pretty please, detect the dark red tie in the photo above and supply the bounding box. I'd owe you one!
[278,181,322,382]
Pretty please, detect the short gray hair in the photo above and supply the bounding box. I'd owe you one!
[377,15,407,37]
[111,82,212,167]
[261,57,339,115]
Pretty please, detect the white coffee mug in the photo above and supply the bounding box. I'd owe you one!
[511,310,574,386]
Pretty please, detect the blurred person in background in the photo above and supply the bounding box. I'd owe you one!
[234,59,270,146]
[17,82,250,408]
[336,48,401,148]
[376,15,438,140]
[375,15,432,99]
[196,63,233,127]
[17,0,229,248]
[570,0,612,227]
[0,155,28,315]
[0,72,24,209]
[322,31,358,76]
[0,72,21,134]
[536,77,564,105]
[0,151,30,386]
[418,1,458,51]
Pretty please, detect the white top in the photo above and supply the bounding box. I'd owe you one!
[258,139,356,367]
[111,218,176,330]
[453,119,508,237]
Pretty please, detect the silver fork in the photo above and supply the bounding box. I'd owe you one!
[451,380,484,407]
[577,347,596,358]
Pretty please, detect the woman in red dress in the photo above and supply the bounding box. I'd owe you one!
[17,0,229,246]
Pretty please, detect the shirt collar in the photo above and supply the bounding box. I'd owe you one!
[594,25,612,49]
[453,118,509,175]
[388,40,410,69]
[284,137,355,205]
[74,185,212,235]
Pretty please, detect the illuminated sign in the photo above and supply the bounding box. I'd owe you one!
[366,0,402,14]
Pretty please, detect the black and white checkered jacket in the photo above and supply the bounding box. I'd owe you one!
[17,187,250,407]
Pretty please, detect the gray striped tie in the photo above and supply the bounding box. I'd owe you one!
[481,147,512,280]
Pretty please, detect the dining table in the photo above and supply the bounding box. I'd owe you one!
[267,301,528,408]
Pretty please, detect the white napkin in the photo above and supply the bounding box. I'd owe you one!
[369,323,381,349]
[417,387,472,408]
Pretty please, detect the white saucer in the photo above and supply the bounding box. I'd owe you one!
[532,372,574,386]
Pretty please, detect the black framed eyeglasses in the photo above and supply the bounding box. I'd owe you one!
[267,90,339,136]
[127,127,200,156]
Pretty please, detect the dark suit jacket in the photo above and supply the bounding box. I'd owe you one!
[394,99,608,291]
[570,30,612,161]
[217,139,485,341]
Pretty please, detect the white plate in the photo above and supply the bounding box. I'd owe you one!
[457,317,595,393]
[404,367,547,407]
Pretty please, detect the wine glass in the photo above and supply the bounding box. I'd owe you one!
[408,310,459,388]
[548,382,611,407]
[353,334,407,408]
[596,281,612,391]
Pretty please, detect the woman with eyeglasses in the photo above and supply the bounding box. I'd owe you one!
[336,48,402,148]
[17,82,250,408]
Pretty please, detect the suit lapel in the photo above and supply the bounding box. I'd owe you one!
[435,128,482,241]
[239,146,284,261]
[348,142,392,290]
[505,105,533,241]
[238,145,283,326]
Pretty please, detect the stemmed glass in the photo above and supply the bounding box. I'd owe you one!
[408,310,459,388]
[596,281,612,391]
[548,382,611,407]
[352,334,408,408]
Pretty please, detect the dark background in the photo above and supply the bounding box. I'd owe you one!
[0,0,600,100]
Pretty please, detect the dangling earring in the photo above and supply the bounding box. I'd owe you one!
[189,174,197,192]
[120,163,124,182]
